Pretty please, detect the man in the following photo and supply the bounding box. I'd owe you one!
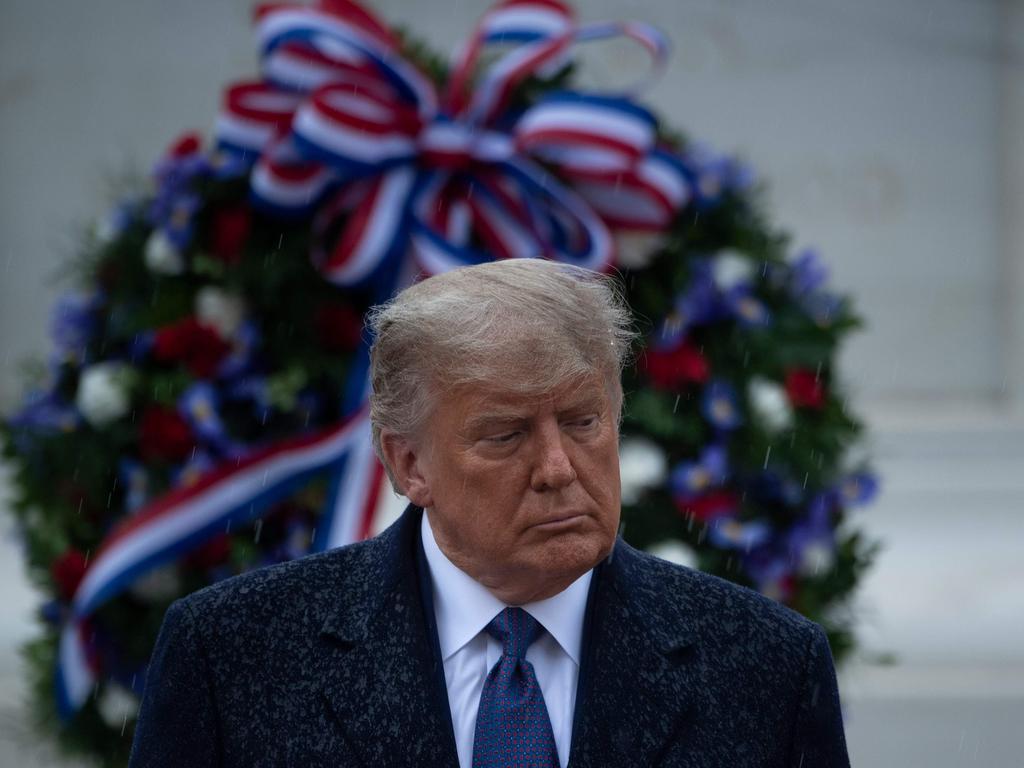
[130,259,850,767]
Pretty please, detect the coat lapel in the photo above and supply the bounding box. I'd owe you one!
[316,507,459,767]
[568,540,704,768]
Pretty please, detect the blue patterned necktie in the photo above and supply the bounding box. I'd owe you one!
[472,607,560,768]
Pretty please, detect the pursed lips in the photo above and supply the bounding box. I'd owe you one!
[528,512,588,529]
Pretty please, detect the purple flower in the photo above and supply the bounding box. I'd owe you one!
[837,471,878,507]
[742,543,796,601]
[708,516,772,551]
[722,283,772,327]
[156,192,202,252]
[147,147,212,250]
[679,143,757,207]
[670,443,729,499]
[652,262,719,349]
[178,382,237,454]
[788,248,830,298]
[7,389,80,434]
[49,291,102,363]
[118,458,150,513]
[97,200,137,243]
[786,493,838,575]
[170,448,217,489]
[701,379,743,431]
[216,320,261,380]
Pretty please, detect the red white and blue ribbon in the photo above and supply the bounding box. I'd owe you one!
[216,0,684,284]
[57,413,372,716]
[59,0,692,715]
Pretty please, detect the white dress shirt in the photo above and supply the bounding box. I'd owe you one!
[420,510,592,768]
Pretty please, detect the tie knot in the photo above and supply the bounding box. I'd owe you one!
[485,607,544,659]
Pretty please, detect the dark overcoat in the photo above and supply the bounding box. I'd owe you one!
[130,505,850,767]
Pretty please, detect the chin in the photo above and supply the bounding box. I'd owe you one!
[535,529,611,575]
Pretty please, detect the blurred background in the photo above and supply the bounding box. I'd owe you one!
[1,0,1022,765]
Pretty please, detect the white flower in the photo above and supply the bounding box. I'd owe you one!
[97,683,140,728]
[128,564,182,602]
[195,287,246,339]
[619,436,667,504]
[711,249,755,289]
[75,363,131,427]
[144,230,185,275]
[647,539,698,569]
[748,376,793,433]
[798,541,835,576]
[615,231,668,270]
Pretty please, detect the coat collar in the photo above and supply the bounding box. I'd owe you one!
[568,537,703,768]
[317,505,703,768]
[317,504,459,767]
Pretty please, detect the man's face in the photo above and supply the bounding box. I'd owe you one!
[388,372,621,604]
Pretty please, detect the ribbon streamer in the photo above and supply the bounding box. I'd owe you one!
[57,413,370,716]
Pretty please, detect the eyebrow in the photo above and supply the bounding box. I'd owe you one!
[463,413,528,433]
[463,396,603,433]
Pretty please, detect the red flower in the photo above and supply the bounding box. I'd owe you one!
[139,405,195,462]
[51,549,89,602]
[314,302,364,352]
[153,317,232,378]
[209,204,251,265]
[642,340,710,390]
[785,368,827,409]
[674,489,738,523]
[168,132,202,158]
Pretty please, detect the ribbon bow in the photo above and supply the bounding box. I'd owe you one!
[217,0,689,283]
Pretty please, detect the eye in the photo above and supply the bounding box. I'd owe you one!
[484,430,521,444]
[567,415,598,430]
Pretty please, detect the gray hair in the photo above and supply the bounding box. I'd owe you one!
[367,259,635,479]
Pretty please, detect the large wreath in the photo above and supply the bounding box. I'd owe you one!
[1,1,878,764]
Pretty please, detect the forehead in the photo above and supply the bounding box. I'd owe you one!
[443,375,609,420]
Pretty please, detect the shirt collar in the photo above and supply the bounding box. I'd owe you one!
[421,509,592,665]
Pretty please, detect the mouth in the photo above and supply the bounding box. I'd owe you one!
[529,513,588,531]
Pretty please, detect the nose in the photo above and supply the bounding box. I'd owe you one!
[530,420,577,491]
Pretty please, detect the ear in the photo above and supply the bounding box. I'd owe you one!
[379,430,434,509]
